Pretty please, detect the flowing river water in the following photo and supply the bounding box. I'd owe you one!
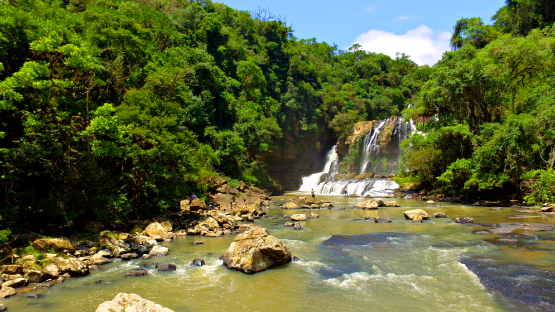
[6,194,555,311]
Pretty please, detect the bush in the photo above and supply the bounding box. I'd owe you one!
[522,169,555,205]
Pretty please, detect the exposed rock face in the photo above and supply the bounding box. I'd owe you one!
[0,265,23,275]
[32,238,75,254]
[190,198,207,210]
[0,287,15,298]
[144,222,175,240]
[404,209,429,220]
[41,264,61,279]
[291,214,307,221]
[96,293,174,312]
[24,270,44,283]
[223,227,291,274]
[355,200,379,209]
[344,121,376,148]
[100,234,131,257]
[282,202,299,209]
[149,245,169,257]
[57,259,89,277]
[433,212,447,218]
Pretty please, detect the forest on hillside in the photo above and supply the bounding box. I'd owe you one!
[403,0,555,204]
[0,0,426,240]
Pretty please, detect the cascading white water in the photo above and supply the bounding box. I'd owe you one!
[299,146,339,191]
[359,120,386,174]
[318,178,400,197]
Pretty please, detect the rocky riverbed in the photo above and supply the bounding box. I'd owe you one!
[3,194,555,311]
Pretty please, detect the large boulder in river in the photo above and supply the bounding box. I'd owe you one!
[194,217,221,234]
[149,245,169,257]
[223,227,291,274]
[355,200,379,209]
[404,209,429,220]
[96,293,174,312]
[57,259,89,277]
[144,222,175,240]
[2,277,27,288]
[100,235,131,257]
[32,238,75,254]
[282,202,299,209]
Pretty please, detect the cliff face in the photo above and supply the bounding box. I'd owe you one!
[264,132,335,192]
[337,120,377,158]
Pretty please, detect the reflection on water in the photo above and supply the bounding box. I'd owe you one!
[6,194,555,311]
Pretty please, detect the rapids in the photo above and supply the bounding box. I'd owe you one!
[6,195,555,311]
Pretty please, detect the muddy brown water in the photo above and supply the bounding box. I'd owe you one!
[6,194,555,311]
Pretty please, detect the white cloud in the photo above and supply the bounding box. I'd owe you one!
[364,2,381,14]
[395,16,410,21]
[353,25,451,66]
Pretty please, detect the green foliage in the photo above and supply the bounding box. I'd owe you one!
[522,169,555,204]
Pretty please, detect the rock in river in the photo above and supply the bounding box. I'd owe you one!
[189,259,205,267]
[223,227,291,274]
[455,217,474,224]
[404,209,429,220]
[144,222,175,240]
[57,259,89,277]
[2,277,27,288]
[96,293,174,312]
[0,299,6,311]
[156,263,177,271]
[290,214,307,221]
[41,264,61,279]
[354,200,379,209]
[0,287,15,298]
[282,202,300,209]
[149,245,169,257]
[433,212,447,218]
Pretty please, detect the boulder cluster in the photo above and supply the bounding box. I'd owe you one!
[282,199,333,209]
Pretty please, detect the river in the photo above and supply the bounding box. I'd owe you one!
[6,194,555,311]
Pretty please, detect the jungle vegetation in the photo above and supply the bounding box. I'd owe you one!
[0,0,423,240]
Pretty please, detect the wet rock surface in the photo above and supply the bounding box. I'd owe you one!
[189,259,205,267]
[321,233,408,246]
[460,257,555,311]
[223,227,291,274]
[488,223,555,235]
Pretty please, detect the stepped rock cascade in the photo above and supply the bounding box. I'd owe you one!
[299,146,339,191]
[359,117,412,176]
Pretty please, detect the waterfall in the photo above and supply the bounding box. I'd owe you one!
[318,178,399,197]
[359,120,387,174]
[299,146,339,191]
[359,117,411,176]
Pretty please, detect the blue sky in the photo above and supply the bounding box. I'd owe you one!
[218,0,506,65]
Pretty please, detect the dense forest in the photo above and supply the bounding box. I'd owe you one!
[0,0,426,241]
[403,0,555,204]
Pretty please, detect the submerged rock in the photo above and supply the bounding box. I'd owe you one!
[293,223,302,230]
[489,223,555,235]
[0,300,6,311]
[455,217,474,224]
[385,201,399,207]
[189,259,205,267]
[96,293,174,312]
[125,270,148,277]
[223,227,291,274]
[461,257,555,311]
[291,256,300,262]
[321,233,407,246]
[433,212,447,218]
[156,263,177,271]
[404,209,429,220]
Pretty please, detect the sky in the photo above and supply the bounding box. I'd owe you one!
[218,0,506,65]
